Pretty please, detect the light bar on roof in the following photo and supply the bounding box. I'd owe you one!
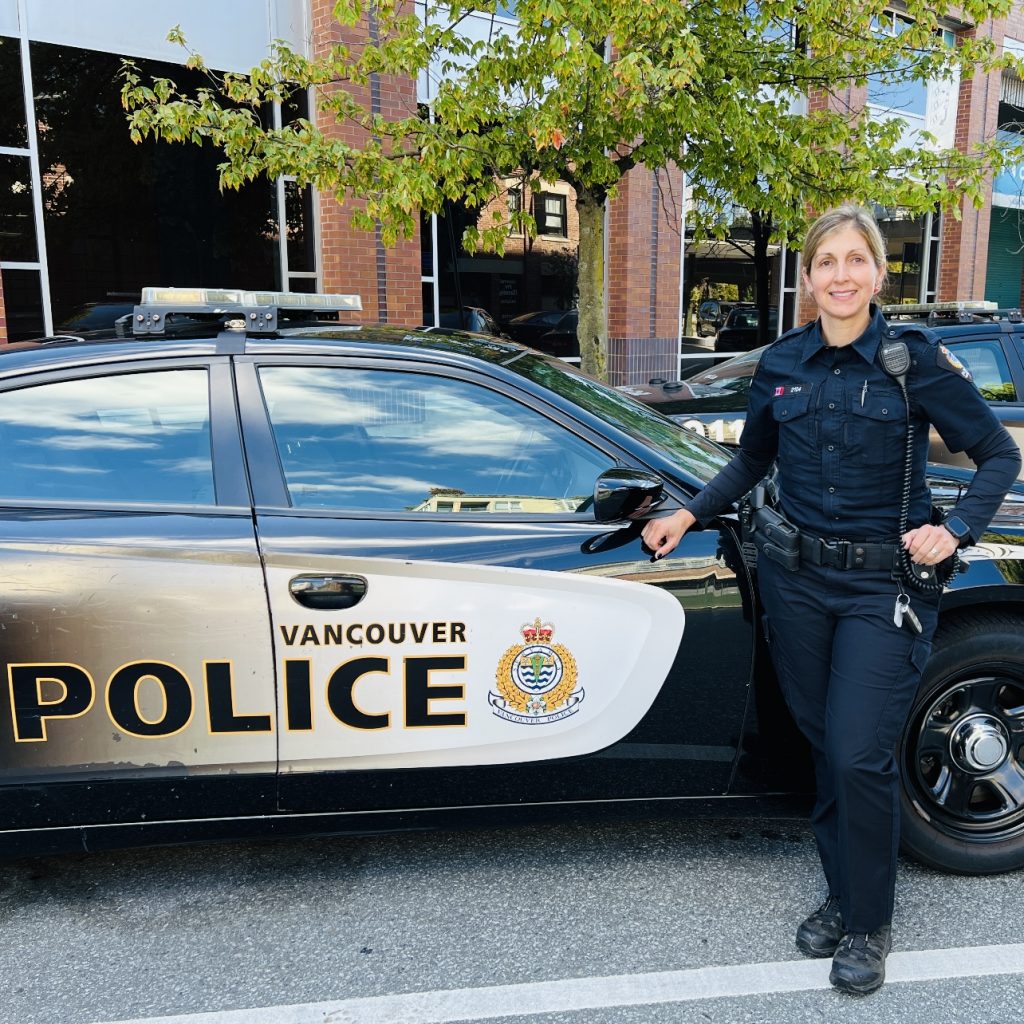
[881,300,997,315]
[241,290,363,311]
[140,286,246,306]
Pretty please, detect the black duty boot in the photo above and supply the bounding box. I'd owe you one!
[829,925,892,995]
[795,894,844,958]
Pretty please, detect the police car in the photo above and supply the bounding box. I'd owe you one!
[3,287,1024,876]
[635,302,1024,474]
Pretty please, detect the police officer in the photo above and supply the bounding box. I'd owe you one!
[643,205,1021,995]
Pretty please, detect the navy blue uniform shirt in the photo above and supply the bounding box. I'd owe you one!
[686,305,1020,541]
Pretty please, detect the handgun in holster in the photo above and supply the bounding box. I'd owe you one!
[741,484,801,571]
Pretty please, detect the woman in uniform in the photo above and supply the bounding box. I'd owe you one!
[643,205,1020,995]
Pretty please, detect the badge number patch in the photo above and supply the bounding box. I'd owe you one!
[490,618,583,724]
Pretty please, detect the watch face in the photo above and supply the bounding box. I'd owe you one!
[945,515,971,541]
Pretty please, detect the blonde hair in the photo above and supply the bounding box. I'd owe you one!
[802,205,888,281]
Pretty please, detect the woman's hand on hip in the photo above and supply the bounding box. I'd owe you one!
[903,523,957,565]
[642,509,697,560]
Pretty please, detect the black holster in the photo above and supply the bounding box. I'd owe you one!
[751,504,802,571]
[740,485,801,572]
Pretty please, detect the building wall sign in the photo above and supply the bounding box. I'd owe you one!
[993,130,1024,210]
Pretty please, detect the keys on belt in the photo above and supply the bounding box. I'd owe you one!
[894,592,923,635]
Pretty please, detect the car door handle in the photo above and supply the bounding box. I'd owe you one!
[289,574,367,610]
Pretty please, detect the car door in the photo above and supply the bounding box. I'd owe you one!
[938,333,1024,476]
[0,357,276,834]
[234,354,755,815]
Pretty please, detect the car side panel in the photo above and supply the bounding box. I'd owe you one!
[0,511,276,827]
[253,515,755,813]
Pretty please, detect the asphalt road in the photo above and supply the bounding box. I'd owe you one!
[2,815,1022,1024]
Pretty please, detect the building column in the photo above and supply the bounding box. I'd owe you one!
[605,164,684,386]
[310,0,422,325]
[938,20,1005,302]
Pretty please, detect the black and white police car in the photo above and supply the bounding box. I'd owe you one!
[3,287,1024,875]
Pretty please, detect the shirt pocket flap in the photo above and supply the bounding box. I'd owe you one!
[771,394,811,422]
[849,391,902,423]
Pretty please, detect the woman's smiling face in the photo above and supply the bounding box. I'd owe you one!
[802,224,885,329]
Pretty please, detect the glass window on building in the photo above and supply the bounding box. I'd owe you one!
[537,192,568,237]
[866,15,951,119]
[873,206,932,305]
[0,154,36,262]
[284,179,315,276]
[30,42,279,329]
[1,268,44,341]
[0,35,27,148]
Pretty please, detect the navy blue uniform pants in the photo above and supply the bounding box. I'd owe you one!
[758,556,939,933]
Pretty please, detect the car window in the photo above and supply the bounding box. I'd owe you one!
[259,366,616,513]
[515,311,564,327]
[506,355,731,484]
[947,339,1018,402]
[0,370,214,504]
[727,309,759,329]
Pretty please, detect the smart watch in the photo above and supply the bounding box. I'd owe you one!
[942,514,973,548]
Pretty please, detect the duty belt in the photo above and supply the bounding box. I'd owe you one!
[798,534,898,571]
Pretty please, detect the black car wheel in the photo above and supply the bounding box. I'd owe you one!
[900,613,1024,874]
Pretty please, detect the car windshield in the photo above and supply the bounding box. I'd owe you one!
[726,308,778,331]
[505,353,731,484]
[690,346,766,393]
[510,311,565,326]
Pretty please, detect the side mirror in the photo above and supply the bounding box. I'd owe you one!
[593,468,666,523]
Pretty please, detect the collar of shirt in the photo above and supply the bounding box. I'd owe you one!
[798,303,885,366]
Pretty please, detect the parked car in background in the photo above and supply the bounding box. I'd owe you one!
[629,302,1024,476]
[56,298,137,336]
[438,306,507,337]
[695,299,740,337]
[534,316,581,360]
[714,304,779,353]
[502,308,578,345]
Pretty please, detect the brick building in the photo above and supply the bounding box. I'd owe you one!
[1,2,1022,384]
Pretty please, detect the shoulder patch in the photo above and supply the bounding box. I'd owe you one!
[936,343,974,382]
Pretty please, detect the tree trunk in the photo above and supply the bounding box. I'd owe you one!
[576,188,608,380]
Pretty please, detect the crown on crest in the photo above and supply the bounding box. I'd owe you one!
[521,617,555,644]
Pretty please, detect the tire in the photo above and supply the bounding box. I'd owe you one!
[899,612,1024,874]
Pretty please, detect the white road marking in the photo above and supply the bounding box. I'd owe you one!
[92,942,1024,1024]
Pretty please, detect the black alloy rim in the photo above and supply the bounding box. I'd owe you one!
[904,671,1024,842]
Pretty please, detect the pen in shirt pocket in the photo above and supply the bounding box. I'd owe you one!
[861,380,868,407]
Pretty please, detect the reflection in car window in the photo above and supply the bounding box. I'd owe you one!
[259,367,615,513]
[949,340,1018,402]
[0,370,214,504]
[505,355,730,484]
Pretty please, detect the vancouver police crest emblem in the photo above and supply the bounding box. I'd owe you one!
[490,617,583,724]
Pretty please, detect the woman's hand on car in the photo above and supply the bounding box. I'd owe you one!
[641,509,697,560]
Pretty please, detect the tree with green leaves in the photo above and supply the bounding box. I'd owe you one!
[123,0,1022,377]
